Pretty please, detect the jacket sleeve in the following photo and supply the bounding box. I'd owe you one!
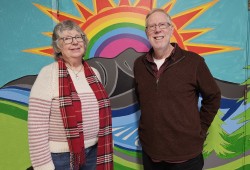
[133,57,140,105]
[28,65,55,170]
[196,58,221,137]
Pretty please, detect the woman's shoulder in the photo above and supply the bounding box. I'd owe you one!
[41,61,57,71]
[91,66,98,74]
[37,62,57,76]
[34,62,58,84]
[90,67,102,83]
[31,62,58,99]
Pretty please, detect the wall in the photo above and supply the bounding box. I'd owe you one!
[0,0,249,169]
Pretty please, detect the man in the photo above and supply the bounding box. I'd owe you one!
[133,8,221,170]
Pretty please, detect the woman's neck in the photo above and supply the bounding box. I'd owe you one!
[63,58,82,70]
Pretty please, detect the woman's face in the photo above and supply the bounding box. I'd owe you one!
[58,29,85,62]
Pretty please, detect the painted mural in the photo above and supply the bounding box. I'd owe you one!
[0,0,249,169]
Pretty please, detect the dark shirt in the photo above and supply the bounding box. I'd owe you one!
[134,43,221,161]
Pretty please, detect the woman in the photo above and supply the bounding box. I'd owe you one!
[28,20,113,170]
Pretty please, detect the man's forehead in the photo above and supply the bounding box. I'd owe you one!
[147,13,169,23]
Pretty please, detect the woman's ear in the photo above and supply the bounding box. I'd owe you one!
[57,41,63,51]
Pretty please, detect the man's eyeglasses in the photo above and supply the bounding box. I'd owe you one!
[146,22,171,31]
[60,35,85,44]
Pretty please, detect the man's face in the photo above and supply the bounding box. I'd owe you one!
[146,11,173,51]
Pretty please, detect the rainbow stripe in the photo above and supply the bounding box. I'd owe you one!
[82,8,150,59]
[86,23,150,58]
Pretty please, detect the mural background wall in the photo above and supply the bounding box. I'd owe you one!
[0,0,249,169]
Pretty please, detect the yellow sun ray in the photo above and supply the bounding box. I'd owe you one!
[185,43,241,56]
[33,3,84,24]
[179,28,213,42]
[41,32,52,37]
[22,46,53,56]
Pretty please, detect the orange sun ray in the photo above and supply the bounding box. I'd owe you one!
[72,0,94,21]
[185,43,240,56]
[23,46,53,56]
[119,0,131,6]
[168,0,240,55]
[33,3,84,24]
[172,0,218,30]
[179,28,212,42]
[161,0,176,12]
[93,0,116,13]
[134,0,153,10]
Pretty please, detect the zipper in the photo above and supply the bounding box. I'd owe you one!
[156,78,159,90]
[144,55,186,91]
[155,56,186,90]
[164,55,186,70]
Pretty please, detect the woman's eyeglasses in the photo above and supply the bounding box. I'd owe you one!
[60,35,85,44]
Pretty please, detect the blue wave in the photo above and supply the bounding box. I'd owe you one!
[112,103,139,117]
[0,87,30,105]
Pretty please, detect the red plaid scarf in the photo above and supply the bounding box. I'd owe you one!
[58,58,113,170]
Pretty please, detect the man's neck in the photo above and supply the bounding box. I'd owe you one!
[154,44,174,59]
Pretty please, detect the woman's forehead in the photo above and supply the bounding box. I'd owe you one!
[59,29,80,36]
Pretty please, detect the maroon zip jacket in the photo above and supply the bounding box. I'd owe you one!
[134,43,221,161]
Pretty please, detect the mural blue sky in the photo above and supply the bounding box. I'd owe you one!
[0,0,248,87]
[0,1,249,169]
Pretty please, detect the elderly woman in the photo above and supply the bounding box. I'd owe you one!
[28,20,113,170]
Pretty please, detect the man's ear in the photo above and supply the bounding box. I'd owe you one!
[169,25,174,37]
[145,29,149,39]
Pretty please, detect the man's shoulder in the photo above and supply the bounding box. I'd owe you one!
[181,49,203,62]
[135,53,147,63]
[172,43,202,62]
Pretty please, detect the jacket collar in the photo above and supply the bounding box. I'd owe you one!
[144,43,183,63]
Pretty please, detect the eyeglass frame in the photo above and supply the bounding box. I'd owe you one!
[146,22,172,31]
[59,34,85,44]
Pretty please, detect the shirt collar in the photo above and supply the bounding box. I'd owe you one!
[146,43,177,63]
